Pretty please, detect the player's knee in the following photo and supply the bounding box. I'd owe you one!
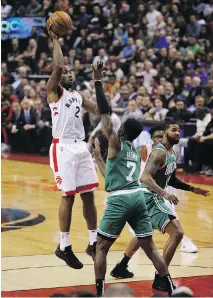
[96,237,111,255]
[62,195,75,206]
[174,228,184,242]
[81,192,95,205]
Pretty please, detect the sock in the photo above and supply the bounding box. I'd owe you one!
[88,229,97,245]
[162,274,175,296]
[120,254,131,267]
[96,279,104,297]
[60,232,70,251]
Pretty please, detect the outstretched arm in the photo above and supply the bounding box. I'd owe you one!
[169,171,210,196]
[92,139,106,177]
[142,150,179,204]
[93,62,120,159]
[46,26,64,103]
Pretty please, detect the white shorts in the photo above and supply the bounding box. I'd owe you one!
[50,139,99,196]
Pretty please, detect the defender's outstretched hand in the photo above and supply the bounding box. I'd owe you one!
[192,187,210,197]
[92,61,104,80]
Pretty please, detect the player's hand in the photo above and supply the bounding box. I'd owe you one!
[92,61,104,80]
[192,187,210,197]
[91,138,101,159]
[199,136,206,143]
[46,23,59,40]
[163,192,179,205]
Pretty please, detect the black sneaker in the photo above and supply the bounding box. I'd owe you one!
[110,263,134,279]
[152,273,176,292]
[86,242,96,261]
[55,245,83,269]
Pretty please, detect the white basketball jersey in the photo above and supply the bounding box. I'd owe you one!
[49,88,85,140]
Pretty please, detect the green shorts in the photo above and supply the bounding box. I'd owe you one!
[142,189,176,234]
[98,189,153,240]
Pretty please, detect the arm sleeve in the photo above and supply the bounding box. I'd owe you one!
[168,171,192,191]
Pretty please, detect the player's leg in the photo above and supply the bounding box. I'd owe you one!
[50,142,83,269]
[95,194,129,296]
[150,195,183,290]
[80,190,97,259]
[163,219,184,265]
[76,146,99,257]
[164,196,198,253]
[129,191,175,296]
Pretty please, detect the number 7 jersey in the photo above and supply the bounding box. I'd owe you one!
[105,141,140,192]
[49,88,85,140]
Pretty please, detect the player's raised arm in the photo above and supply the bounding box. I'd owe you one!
[46,25,64,104]
[142,150,179,204]
[92,62,120,159]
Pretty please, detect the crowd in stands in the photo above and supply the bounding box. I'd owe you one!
[1,0,213,174]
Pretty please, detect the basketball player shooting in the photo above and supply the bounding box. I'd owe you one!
[46,25,99,269]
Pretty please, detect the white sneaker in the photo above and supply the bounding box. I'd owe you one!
[180,236,198,253]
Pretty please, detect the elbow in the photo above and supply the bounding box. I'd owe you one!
[54,65,63,72]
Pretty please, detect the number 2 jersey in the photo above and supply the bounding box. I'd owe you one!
[105,141,140,192]
[49,87,85,140]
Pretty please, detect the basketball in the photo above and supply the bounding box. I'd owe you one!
[47,11,72,36]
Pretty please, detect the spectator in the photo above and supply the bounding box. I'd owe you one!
[146,2,161,27]
[141,61,158,93]
[10,102,22,152]
[93,48,108,64]
[199,108,213,176]
[120,37,136,60]
[1,0,12,17]
[202,79,213,109]
[1,63,14,85]
[164,82,176,108]
[187,76,202,106]
[140,95,153,114]
[166,99,192,122]
[122,99,143,122]
[186,15,201,37]
[26,0,42,17]
[149,97,168,121]
[104,284,135,297]
[179,76,192,102]
[18,99,37,153]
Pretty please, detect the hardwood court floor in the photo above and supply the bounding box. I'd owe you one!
[1,156,213,296]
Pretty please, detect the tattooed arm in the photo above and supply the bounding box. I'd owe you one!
[142,150,179,204]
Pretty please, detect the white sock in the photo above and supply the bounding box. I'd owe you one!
[60,232,70,251]
[88,229,97,245]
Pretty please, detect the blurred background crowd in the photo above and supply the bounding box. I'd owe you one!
[1,0,213,174]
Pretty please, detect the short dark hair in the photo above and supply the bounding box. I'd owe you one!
[163,120,178,131]
[124,118,143,141]
[149,125,163,137]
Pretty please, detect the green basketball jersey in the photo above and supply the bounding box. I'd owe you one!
[105,141,140,192]
[141,143,176,190]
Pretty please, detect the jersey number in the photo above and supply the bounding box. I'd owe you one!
[75,106,80,118]
[126,161,136,182]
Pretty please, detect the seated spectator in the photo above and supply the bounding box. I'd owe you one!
[10,101,22,152]
[186,15,201,38]
[140,95,153,114]
[1,62,14,84]
[188,95,205,115]
[26,0,42,16]
[198,108,213,176]
[1,0,12,17]
[122,99,143,122]
[187,76,202,106]
[202,79,213,109]
[93,48,108,64]
[141,61,158,94]
[179,76,192,102]
[148,97,168,121]
[120,37,136,60]
[166,99,192,122]
[164,82,176,108]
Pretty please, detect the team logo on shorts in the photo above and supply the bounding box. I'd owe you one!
[56,176,62,185]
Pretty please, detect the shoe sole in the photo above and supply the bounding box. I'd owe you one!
[110,272,134,279]
[55,251,83,269]
[180,249,198,253]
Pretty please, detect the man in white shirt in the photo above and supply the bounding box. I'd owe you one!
[146,3,161,26]
[93,48,108,65]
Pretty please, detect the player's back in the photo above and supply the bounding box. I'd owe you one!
[141,143,176,191]
[49,88,85,140]
[105,141,140,192]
